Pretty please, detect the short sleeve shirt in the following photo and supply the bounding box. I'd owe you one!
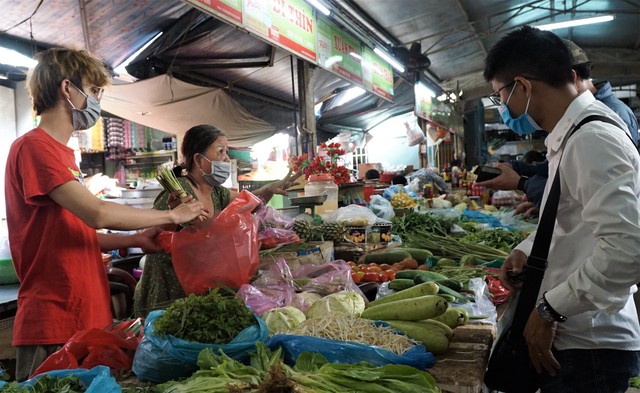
[5,128,111,345]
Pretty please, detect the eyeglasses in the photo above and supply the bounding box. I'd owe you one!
[69,81,104,102]
[488,80,516,106]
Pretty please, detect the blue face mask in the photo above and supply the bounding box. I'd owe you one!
[498,81,542,135]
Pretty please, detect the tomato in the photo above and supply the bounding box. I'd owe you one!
[351,272,362,284]
[362,272,381,283]
[347,261,357,267]
[368,263,379,268]
[379,264,391,271]
[417,265,430,271]
[367,266,382,273]
[382,270,396,281]
[260,237,278,250]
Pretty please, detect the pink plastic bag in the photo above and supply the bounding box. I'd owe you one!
[236,258,296,315]
[168,190,261,295]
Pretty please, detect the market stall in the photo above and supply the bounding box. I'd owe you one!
[1,165,535,392]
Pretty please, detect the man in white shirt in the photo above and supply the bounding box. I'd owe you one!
[484,26,640,391]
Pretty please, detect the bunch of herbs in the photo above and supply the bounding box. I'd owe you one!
[153,290,255,344]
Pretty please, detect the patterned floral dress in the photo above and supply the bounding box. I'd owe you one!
[133,178,230,317]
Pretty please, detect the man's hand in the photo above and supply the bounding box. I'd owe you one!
[499,249,528,292]
[132,227,164,253]
[524,310,561,375]
[168,197,210,225]
[167,192,209,222]
[476,162,521,190]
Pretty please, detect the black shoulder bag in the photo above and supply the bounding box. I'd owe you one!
[484,115,624,392]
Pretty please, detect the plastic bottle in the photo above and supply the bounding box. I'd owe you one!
[304,174,339,214]
[451,166,460,188]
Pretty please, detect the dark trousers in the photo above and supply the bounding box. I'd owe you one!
[537,348,640,393]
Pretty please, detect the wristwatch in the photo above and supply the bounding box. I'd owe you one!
[517,176,529,191]
[536,295,567,323]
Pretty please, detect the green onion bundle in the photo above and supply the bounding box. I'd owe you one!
[156,167,188,199]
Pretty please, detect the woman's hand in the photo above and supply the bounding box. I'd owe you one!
[499,249,528,292]
[268,169,302,196]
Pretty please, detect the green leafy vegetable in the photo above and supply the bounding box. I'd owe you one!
[158,343,441,392]
[153,290,255,344]
[0,375,85,393]
[460,228,527,253]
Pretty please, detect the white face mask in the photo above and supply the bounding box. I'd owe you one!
[66,82,101,131]
[200,155,231,186]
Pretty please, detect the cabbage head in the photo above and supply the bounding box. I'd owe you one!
[305,291,365,319]
[262,306,306,333]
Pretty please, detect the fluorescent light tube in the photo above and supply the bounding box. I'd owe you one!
[536,15,614,31]
[0,47,37,68]
[114,32,163,76]
[374,47,405,73]
[307,0,330,16]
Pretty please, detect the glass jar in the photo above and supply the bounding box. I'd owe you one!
[305,173,339,214]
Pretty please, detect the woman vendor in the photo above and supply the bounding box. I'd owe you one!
[133,124,297,317]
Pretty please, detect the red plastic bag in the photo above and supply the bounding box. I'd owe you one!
[169,190,261,295]
[33,319,143,377]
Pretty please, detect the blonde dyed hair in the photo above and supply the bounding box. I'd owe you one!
[27,48,110,115]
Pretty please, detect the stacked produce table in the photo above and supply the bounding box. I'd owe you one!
[430,323,495,393]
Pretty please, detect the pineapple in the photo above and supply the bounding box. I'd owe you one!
[292,219,314,241]
[319,222,347,241]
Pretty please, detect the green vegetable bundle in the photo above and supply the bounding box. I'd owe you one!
[392,212,457,239]
[158,343,441,392]
[156,167,188,199]
[153,290,255,344]
[404,229,509,262]
[460,228,527,253]
[0,375,85,393]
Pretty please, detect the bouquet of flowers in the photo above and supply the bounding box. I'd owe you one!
[288,142,351,185]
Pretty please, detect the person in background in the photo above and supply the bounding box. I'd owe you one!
[364,169,380,181]
[565,39,639,145]
[134,124,297,317]
[5,48,209,381]
[479,39,639,218]
[485,26,640,391]
[391,175,408,186]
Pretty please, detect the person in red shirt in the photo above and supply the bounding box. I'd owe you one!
[5,48,209,381]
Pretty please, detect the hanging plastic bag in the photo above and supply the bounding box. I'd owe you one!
[405,121,427,146]
[167,190,261,294]
[0,366,119,393]
[132,310,269,383]
[32,319,144,376]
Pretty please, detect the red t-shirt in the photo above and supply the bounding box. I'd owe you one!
[5,128,111,346]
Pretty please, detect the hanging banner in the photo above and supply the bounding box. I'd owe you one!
[243,0,317,63]
[317,16,363,86]
[414,83,433,121]
[362,47,393,102]
[185,0,243,25]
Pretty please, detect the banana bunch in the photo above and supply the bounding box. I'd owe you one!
[391,189,416,208]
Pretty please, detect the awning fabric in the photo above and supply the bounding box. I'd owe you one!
[101,74,276,147]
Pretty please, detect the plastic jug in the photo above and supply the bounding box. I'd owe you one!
[304,174,339,214]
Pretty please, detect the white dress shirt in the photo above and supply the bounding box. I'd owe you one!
[515,90,640,350]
